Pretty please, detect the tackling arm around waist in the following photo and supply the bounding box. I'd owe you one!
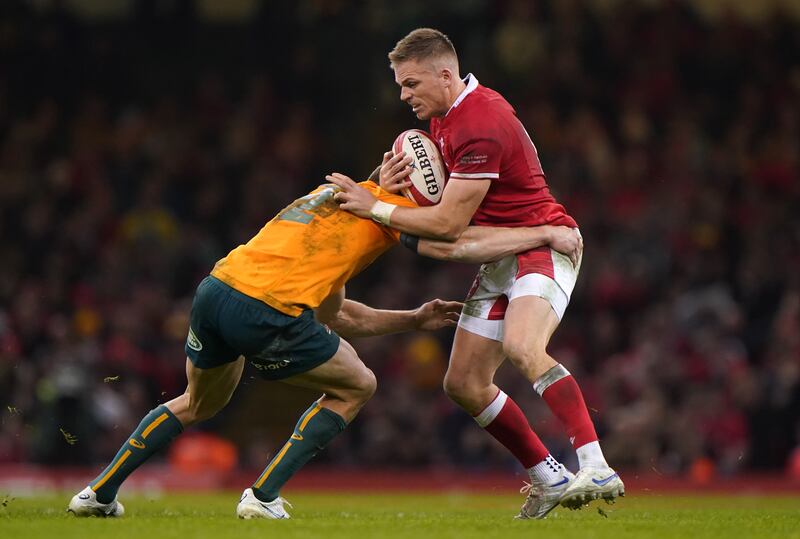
[416,225,565,263]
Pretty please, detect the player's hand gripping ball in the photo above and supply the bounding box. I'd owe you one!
[392,129,447,206]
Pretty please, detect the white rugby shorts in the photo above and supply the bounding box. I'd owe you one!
[458,235,582,342]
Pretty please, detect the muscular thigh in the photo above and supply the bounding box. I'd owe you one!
[281,338,368,395]
[448,327,505,381]
[185,356,245,402]
[166,357,245,425]
[504,295,561,351]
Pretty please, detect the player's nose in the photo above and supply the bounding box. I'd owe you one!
[400,87,412,102]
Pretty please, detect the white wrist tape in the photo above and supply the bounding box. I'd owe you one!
[370,200,397,225]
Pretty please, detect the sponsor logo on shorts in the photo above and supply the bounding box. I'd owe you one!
[129,439,146,449]
[187,328,203,351]
[250,359,291,371]
[290,433,304,441]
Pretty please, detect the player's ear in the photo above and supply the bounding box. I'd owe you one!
[442,65,461,89]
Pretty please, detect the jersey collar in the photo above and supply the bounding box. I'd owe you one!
[445,73,479,117]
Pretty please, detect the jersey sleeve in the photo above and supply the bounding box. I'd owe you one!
[448,137,503,181]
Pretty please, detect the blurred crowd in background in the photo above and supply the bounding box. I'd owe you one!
[0,0,798,480]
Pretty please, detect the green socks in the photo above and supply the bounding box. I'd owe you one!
[252,403,347,502]
[90,405,184,503]
[89,402,346,504]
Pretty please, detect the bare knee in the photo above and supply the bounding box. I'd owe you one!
[321,367,376,422]
[503,338,554,380]
[353,367,377,404]
[190,401,225,423]
[332,366,377,406]
[443,371,490,414]
[442,371,467,402]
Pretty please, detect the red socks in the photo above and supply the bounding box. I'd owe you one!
[473,390,549,468]
[472,365,603,473]
[535,364,598,449]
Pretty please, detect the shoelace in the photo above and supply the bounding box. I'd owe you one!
[519,481,543,496]
[276,496,294,509]
[518,482,546,518]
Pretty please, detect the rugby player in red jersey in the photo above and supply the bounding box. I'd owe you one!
[66,164,581,520]
[330,28,624,519]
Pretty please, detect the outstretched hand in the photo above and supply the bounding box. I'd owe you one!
[328,173,378,218]
[414,299,463,330]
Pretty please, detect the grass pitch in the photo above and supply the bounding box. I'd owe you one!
[1,491,798,539]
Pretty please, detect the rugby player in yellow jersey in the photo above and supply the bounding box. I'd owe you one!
[68,171,582,519]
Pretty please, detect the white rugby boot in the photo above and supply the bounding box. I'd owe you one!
[559,465,624,509]
[516,469,575,519]
[67,486,125,517]
[236,488,292,519]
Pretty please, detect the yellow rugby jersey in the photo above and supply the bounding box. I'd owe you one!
[211,181,416,316]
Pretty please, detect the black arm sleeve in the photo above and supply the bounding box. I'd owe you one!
[399,232,420,254]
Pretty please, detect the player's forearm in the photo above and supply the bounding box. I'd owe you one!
[327,300,417,338]
[418,225,556,263]
[386,205,469,241]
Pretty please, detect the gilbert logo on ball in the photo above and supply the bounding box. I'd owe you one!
[392,129,447,206]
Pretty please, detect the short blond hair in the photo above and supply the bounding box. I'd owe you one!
[388,28,458,67]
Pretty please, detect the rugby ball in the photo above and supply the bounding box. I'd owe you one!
[392,129,446,206]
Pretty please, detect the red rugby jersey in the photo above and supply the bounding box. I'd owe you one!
[430,75,577,228]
